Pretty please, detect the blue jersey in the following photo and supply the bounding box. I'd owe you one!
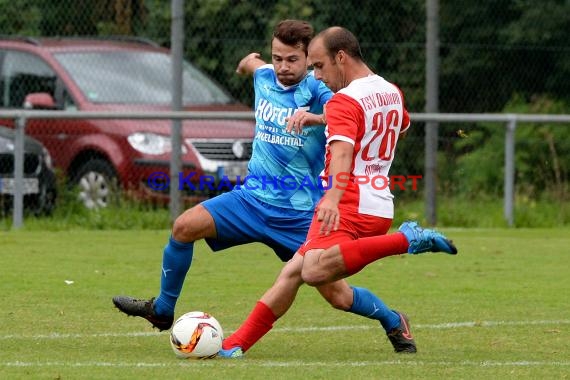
[243,64,333,211]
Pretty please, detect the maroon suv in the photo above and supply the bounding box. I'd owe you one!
[0,37,254,208]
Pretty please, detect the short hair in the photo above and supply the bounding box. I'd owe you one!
[316,26,363,60]
[272,20,314,55]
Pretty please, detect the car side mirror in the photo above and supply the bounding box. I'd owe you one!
[24,92,56,109]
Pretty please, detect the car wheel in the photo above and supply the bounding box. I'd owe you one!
[73,159,119,209]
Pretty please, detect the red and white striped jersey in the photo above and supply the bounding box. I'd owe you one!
[323,74,410,218]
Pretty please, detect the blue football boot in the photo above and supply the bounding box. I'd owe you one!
[398,221,457,255]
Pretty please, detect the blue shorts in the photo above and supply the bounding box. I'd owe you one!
[201,189,313,262]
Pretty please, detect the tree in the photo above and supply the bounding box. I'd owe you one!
[440,0,570,112]
[0,0,42,35]
[35,0,147,36]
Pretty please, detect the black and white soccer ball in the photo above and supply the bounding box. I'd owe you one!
[169,311,224,359]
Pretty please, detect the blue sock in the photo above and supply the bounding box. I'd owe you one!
[348,286,401,332]
[153,237,194,317]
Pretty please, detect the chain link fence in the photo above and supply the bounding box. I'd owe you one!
[0,0,569,226]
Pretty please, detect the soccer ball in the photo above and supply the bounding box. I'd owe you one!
[169,311,224,359]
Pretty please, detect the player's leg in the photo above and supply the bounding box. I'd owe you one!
[301,218,457,286]
[219,253,306,357]
[220,252,415,356]
[218,213,409,356]
[218,207,312,357]
[152,204,217,317]
[301,238,403,286]
[220,208,416,356]
[154,190,275,318]
[316,281,415,353]
[316,281,399,330]
[113,189,268,330]
[112,203,217,330]
[300,214,397,285]
[220,204,320,352]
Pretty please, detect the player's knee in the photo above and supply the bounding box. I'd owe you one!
[172,206,214,242]
[171,211,195,241]
[301,266,326,287]
[301,250,330,286]
[172,215,188,241]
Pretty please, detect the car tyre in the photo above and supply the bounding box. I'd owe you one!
[73,159,119,209]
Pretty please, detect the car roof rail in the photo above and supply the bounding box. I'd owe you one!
[0,35,162,48]
[0,35,42,45]
[103,35,162,47]
[50,35,162,47]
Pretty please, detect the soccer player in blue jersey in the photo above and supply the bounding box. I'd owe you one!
[112,21,402,349]
[112,20,331,329]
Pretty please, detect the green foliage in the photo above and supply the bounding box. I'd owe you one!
[3,193,569,231]
[2,0,568,111]
[440,0,570,111]
[444,124,505,197]
[180,0,273,103]
[431,95,569,203]
[37,0,97,35]
[273,0,427,110]
[0,0,42,35]
[501,1,570,98]
[505,95,569,200]
[1,0,568,225]
[139,0,170,43]
[29,201,171,230]
[0,182,171,231]
[394,197,570,228]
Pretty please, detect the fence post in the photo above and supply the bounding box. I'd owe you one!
[12,116,26,229]
[504,117,516,227]
[425,0,440,226]
[169,0,184,222]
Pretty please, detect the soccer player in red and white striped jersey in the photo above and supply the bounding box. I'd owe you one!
[220,26,457,358]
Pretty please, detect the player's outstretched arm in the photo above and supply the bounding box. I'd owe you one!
[236,52,266,76]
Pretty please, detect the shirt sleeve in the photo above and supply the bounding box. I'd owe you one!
[325,93,364,146]
[253,64,275,83]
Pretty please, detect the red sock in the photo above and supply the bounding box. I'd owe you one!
[222,301,277,352]
[340,232,409,275]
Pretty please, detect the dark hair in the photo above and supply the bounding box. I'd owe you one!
[318,26,363,60]
[273,20,314,54]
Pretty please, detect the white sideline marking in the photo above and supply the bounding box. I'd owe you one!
[3,360,569,368]
[277,318,570,332]
[1,319,568,340]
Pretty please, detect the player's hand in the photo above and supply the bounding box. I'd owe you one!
[236,52,262,75]
[285,110,310,134]
[316,198,340,236]
[285,111,324,134]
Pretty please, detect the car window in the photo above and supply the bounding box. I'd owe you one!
[59,89,76,111]
[0,51,57,108]
[54,51,233,105]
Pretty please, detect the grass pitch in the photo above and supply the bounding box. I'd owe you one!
[0,228,568,379]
